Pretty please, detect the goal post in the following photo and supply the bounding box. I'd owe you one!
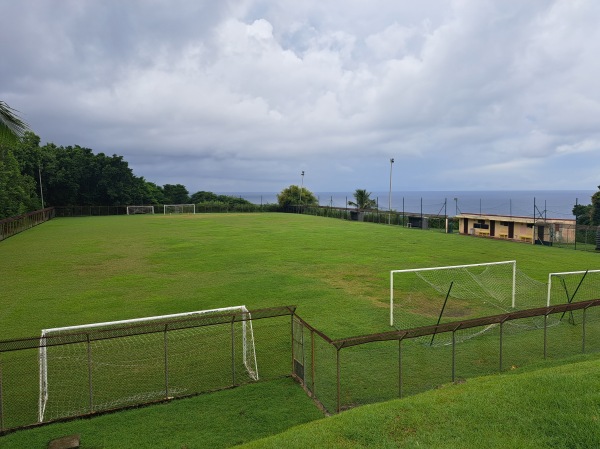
[547,269,600,306]
[38,305,257,423]
[390,260,517,327]
[164,204,196,214]
[126,205,155,215]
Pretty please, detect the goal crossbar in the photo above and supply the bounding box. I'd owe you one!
[390,260,517,326]
[40,306,245,335]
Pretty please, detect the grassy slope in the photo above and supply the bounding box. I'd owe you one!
[241,355,600,449]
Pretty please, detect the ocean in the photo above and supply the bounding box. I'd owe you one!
[224,190,596,219]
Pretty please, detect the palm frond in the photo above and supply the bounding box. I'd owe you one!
[0,101,30,140]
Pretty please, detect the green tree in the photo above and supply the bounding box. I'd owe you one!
[348,189,377,210]
[591,186,600,226]
[190,191,219,203]
[0,146,36,218]
[42,145,92,205]
[95,153,141,205]
[574,186,600,226]
[277,185,317,209]
[137,180,165,205]
[0,102,38,218]
[35,143,151,206]
[190,191,252,206]
[163,184,190,204]
[11,132,41,179]
[573,203,592,226]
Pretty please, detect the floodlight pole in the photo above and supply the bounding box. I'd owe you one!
[388,158,394,224]
[299,170,304,212]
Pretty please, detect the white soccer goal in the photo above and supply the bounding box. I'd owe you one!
[164,204,196,214]
[126,205,155,215]
[39,305,257,423]
[547,269,600,306]
[390,261,518,327]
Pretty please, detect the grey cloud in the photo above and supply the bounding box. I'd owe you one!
[1,0,599,193]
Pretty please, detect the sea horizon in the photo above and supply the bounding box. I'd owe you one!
[220,189,596,219]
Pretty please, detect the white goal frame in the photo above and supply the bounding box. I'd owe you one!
[163,204,196,214]
[547,269,600,306]
[126,205,155,215]
[39,305,257,422]
[390,260,517,326]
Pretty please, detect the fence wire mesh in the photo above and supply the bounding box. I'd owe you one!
[291,299,600,414]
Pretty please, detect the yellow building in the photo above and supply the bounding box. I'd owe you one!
[455,213,576,245]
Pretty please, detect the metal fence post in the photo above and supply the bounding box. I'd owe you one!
[164,324,169,399]
[452,330,456,382]
[543,314,548,359]
[311,329,315,395]
[0,358,4,431]
[336,347,341,414]
[398,338,402,399]
[291,314,295,376]
[231,316,236,386]
[582,307,587,353]
[499,321,504,372]
[87,334,93,413]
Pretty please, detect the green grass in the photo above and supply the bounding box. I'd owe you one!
[0,378,323,449]
[240,354,600,449]
[1,213,600,447]
[1,213,598,340]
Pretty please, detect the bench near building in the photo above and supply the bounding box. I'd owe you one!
[455,213,575,245]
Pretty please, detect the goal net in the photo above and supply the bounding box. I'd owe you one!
[547,270,600,306]
[390,261,555,345]
[164,204,196,214]
[126,205,154,215]
[390,261,516,327]
[38,306,258,423]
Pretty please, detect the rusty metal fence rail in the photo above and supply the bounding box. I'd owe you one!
[0,306,295,433]
[0,208,55,242]
[292,299,600,414]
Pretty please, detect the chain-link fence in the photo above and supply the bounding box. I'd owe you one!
[3,301,600,433]
[295,205,451,232]
[0,306,295,433]
[549,222,600,251]
[292,299,600,414]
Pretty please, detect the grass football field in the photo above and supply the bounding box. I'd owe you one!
[2,213,598,339]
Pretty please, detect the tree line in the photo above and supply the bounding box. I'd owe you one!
[1,131,258,219]
[0,103,260,219]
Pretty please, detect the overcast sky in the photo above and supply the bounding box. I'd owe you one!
[2,0,599,194]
